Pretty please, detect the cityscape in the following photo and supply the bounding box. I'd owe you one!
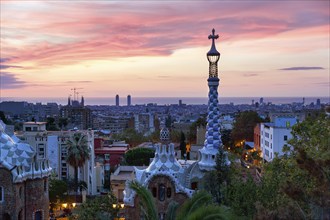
[1,1,329,220]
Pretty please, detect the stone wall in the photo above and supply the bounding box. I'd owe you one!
[0,168,49,220]
[0,168,21,219]
[25,178,49,220]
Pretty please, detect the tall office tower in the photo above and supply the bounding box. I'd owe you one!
[127,95,131,106]
[116,94,120,106]
[199,29,229,171]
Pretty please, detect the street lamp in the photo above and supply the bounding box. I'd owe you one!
[112,203,125,220]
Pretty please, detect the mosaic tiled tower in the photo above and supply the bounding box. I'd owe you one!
[198,29,223,171]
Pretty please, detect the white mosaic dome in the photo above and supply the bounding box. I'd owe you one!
[0,121,35,168]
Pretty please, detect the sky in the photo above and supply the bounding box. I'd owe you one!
[0,1,329,101]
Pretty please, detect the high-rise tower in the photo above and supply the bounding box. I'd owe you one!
[198,29,227,171]
[116,94,120,106]
[127,95,131,106]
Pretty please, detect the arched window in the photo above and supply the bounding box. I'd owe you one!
[158,184,166,201]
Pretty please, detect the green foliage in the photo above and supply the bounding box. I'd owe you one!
[221,129,232,148]
[176,191,213,220]
[76,193,118,220]
[231,111,263,143]
[170,129,181,143]
[130,181,237,220]
[113,128,146,147]
[49,178,68,203]
[58,117,68,130]
[188,117,206,143]
[254,114,330,219]
[184,205,233,220]
[165,201,179,220]
[129,181,158,220]
[66,132,90,168]
[46,117,60,131]
[123,147,155,166]
[0,111,9,124]
[66,132,90,196]
[225,175,257,218]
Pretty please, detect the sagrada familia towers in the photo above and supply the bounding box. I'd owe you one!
[124,29,229,219]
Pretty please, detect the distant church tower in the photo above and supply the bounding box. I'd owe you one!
[199,29,227,171]
[81,96,85,106]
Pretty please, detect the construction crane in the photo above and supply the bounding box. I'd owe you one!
[71,88,83,101]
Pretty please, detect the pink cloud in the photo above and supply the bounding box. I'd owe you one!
[1,1,329,67]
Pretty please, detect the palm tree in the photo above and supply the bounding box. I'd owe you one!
[129,181,158,220]
[66,132,90,201]
[129,181,234,220]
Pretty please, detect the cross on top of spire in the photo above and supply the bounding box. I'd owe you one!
[207,28,220,57]
[208,28,219,42]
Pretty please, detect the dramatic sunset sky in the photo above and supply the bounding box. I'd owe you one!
[0,1,329,100]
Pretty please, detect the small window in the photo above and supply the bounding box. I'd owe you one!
[18,210,23,220]
[44,180,47,192]
[166,187,171,198]
[0,186,3,202]
[19,186,23,198]
[35,210,42,220]
[152,187,157,198]
[284,135,288,141]
[191,182,198,190]
[158,184,166,201]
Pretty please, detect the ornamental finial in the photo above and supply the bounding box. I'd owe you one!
[207,28,220,57]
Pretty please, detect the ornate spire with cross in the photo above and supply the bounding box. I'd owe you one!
[199,28,230,171]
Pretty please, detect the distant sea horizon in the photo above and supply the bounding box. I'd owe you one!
[1,96,329,106]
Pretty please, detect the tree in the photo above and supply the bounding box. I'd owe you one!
[255,114,330,219]
[113,128,146,147]
[58,117,68,130]
[221,129,232,148]
[66,132,90,201]
[282,114,330,219]
[49,178,68,203]
[188,117,206,143]
[76,192,118,220]
[123,147,155,166]
[46,117,59,131]
[231,111,263,144]
[204,148,230,205]
[0,111,9,124]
